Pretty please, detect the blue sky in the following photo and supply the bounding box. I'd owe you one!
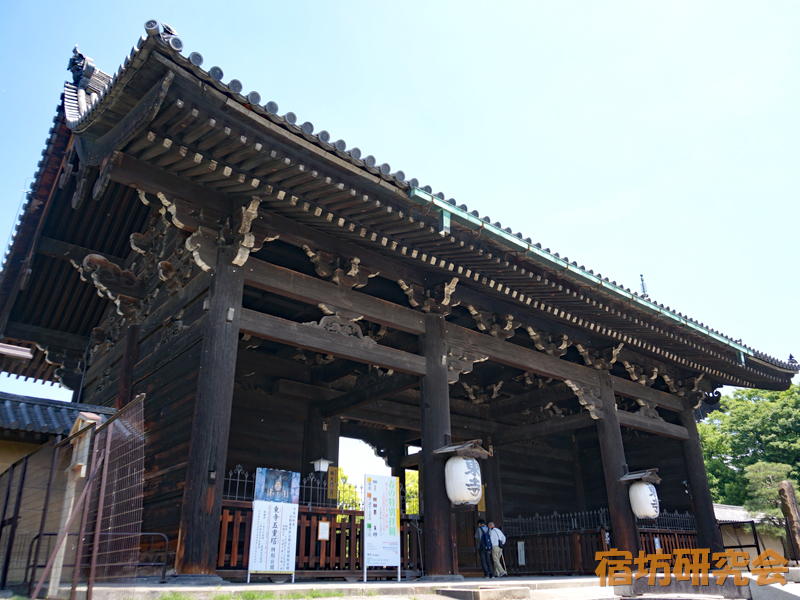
[0,2,797,470]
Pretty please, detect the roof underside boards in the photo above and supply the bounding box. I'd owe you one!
[0,26,794,390]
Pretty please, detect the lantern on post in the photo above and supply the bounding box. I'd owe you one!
[311,457,332,473]
[620,469,661,519]
[433,440,492,506]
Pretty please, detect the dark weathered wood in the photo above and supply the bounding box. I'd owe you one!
[74,72,174,165]
[677,404,724,553]
[302,403,340,480]
[244,258,425,335]
[401,452,421,469]
[489,382,574,419]
[610,378,683,412]
[239,309,427,375]
[571,434,586,512]
[116,323,140,409]
[444,323,599,387]
[419,313,456,576]
[482,448,503,528]
[779,480,800,561]
[616,411,689,440]
[595,371,638,553]
[37,237,125,268]
[4,322,88,352]
[109,154,423,285]
[492,411,596,446]
[176,245,244,575]
[319,372,418,417]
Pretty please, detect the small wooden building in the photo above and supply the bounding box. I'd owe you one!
[0,21,795,578]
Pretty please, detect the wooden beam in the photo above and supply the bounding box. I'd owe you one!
[400,452,420,469]
[37,237,125,268]
[0,343,32,361]
[616,411,689,440]
[109,153,424,285]
[488,382,574,419]
[445,323,599,386]
[611,377,683,412]
[319,372,418,417]
[492,411,596,446]
[239,309,426,375]
[3,322,88,352]
[244,259,425,335]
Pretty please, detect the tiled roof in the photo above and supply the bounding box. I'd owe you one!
[713,503,763,524]
[2,20,795,386]
[0,391,115,436]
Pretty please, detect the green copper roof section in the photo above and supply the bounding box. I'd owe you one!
[407,187,753,360]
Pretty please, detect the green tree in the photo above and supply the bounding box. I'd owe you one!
[404,470,419,514]
[743,462,797,536]
[698,384,800,505]
[337,469,362,510]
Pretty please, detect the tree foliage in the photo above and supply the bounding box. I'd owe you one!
[405,470,419,514]
[743,462,797,536]
[337,469,362,510]
[698,384,800,506]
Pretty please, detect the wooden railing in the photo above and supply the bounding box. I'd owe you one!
[639,529,698,560]
[505,529,608,575]
[219,500,423,578]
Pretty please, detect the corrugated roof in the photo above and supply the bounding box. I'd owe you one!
[0,391,115,436]
[713,503,764,524]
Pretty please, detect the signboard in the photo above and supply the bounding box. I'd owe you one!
[363,474,401,577]
[327,466,339,500]
[248,468,300,582]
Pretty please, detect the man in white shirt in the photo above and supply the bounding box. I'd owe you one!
[488,522,507,577]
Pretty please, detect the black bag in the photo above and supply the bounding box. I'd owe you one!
[480,528,492,552]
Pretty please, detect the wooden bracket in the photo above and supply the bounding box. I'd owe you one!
[303,246,378,289]
[576,343,624,370]
[622,361,658,387]
[232,197,277,266]
[303,310,375,345]
[467,305,519,340]
[37,345,83,390]
[564,380,604,420]
[633,399,665,422]
[398,277,460,314]
[445,345,488,384]
[75,254,147,318]
[526,327,571,357]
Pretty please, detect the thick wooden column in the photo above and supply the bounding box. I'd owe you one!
[678,404,724,553]
[571,434,587,512]
[595,370,638,553]
[115,322,140,409]
[482,444,504,528]
[176,246,244,575]
[301,403,341,479]
[419,313,457,577]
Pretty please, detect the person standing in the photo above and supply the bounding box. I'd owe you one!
[474,519,494,578]
[488,522,507,577]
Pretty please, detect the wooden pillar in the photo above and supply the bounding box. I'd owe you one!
[595,370,639,553]
[482,444,503,528]
[115,322,140,409]
[419,313,457,577]
[779,480,800,561]
[302,403,341,479]
[678,404,725,553]
[176,246,244,575]
[571,434,587,512]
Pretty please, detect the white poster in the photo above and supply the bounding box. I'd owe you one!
[249,500,298,574]
[363,474,401,567]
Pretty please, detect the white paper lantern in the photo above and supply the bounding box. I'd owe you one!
[444,456,483,505]
[629,481,660,519]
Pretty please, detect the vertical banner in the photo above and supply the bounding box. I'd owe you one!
[363,474,401,567]
[249,468,300,580]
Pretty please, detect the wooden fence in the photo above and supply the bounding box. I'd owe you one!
[505,529,698,575]
[218,501,423,579]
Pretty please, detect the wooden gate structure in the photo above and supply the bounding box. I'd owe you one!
[0,20,795,580]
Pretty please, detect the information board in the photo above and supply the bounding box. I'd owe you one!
[249,500,299,575]
[363,474,401,568]
[248,467,300,582]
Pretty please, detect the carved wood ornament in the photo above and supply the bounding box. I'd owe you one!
[398,277,460,314]
[564,380,604,420]
[304,246,378,289]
